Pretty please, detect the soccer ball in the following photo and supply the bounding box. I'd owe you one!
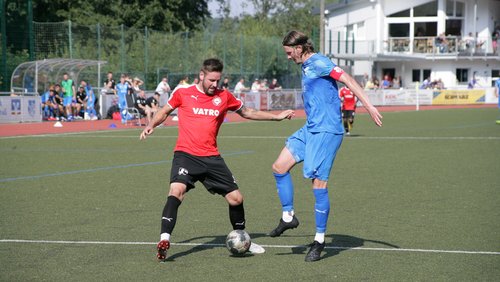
[225,230,251,255]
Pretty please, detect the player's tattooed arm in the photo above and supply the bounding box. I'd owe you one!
[236,105,294,121]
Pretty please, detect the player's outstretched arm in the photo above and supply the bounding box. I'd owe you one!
[139,104,174,140]
[338,73,383,127]
[236,106,294,121]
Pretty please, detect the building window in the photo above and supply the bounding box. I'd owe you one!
[456,68,468,83]
[388,9,410,17]
[447,0,464,17]
[412,69,420,82]
[412,69,432,82]
[389,23,410,37]
[445,19,462,36]
[414,1,438,17]
[415,22,437,37]
[491,70,499,87]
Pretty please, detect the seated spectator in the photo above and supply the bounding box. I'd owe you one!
[135,90,150,124]
[146,92,161,120]
[73,86,88,119]
[41,86,53,120]
[47,89,64,121]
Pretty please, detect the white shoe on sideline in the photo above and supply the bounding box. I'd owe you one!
[248,242,265,254]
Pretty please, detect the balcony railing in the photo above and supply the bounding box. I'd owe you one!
[327,36,496,57]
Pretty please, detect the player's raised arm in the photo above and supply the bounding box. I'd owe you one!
[236,105,294,121]
[338,72,383,127]
[139,104,174,140]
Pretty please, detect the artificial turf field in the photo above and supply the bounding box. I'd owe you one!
[1,107,499,281]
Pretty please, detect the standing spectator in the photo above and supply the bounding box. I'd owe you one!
[132,77,144,94]
[234,78,248,95]
[103,71,116,95]
[156,77,171,98]
[435,33,449,53]
[492,26,499,55]
[392,76,401,88]
[251,78,261,92]
[468,72,481,89]
[269,78,282,90]
[269,31,382,262]
[192,77,199,85]
[178,76,189,87]
[220,77,230,90]
[260,79,269,91]
[339,85,357,135]
[381,74,392,89]
[61,73,76,121]
[116,74,131,124]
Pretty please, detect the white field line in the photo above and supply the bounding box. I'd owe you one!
[4,135,499,140]
[1,239,498,255]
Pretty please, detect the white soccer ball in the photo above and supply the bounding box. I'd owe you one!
[225,229,251,255]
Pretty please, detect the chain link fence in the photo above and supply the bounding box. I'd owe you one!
[18,21,302,91]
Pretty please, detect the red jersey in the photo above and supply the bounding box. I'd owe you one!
[167,85,243,156]
[339,86,356,111]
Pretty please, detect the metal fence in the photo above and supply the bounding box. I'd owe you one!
[21,21,302,91]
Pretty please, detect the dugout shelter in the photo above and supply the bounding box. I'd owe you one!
[10,58,107,94]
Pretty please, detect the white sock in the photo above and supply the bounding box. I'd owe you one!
[314,233,325,244]
[160,233,171,241]
[282,210,294,222]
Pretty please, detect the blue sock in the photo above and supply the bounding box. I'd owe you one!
[273,172,294,212]
[313,188,330,233]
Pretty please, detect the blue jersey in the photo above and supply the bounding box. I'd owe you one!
[116,83,129,99]
[301,53,343,134]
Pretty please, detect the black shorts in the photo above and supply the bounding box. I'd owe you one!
[170,151,239,196]
[342,110,355,119]
[136,107,146,116]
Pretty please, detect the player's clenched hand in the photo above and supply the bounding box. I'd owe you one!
[140,126,154,140]
[277,110,295,120]
[367,106,383,127]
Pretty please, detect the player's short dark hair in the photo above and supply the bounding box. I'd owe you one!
[282,30,315,53]
[201,58,224,73]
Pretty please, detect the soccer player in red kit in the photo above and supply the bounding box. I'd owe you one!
[339,85,357,135]
[140,58,294,262]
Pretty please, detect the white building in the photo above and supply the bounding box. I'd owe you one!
[322,0,500,89]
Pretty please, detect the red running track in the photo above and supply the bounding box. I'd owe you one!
[0,104,496,137]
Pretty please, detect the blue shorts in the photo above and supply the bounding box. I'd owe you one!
[63,96,73,106]
[286,125,343,181]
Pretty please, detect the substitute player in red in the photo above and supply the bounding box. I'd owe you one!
[339,85,357,135]
[140,58,294,262]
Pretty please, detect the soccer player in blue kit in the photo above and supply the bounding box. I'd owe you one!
[269,30,383,261]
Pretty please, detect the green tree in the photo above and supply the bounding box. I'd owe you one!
[32,0,210,32]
